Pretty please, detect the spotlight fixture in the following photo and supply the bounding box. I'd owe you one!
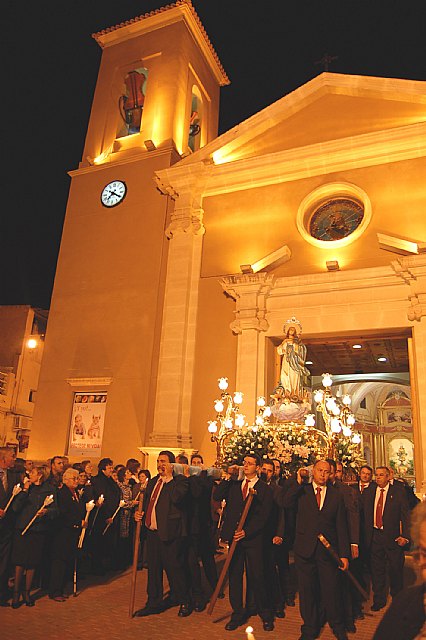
[144,139,157,151]
[326,260,340,271]
[352,344,362,349]
[378,356,387,362]
[305,360,313,365]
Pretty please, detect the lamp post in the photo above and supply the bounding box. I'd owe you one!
[208,377,246,467]
[305,373,361,459]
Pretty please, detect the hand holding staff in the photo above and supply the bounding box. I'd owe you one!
[78,500,95,548]
[102,499,125,535]
[207,488,256,616]
[317,533,368,601]
[21,494,54,536]
[2,484,22,515]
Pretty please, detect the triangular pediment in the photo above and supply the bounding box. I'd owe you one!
[178,72,426,166]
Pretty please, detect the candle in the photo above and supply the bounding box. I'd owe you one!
[21,494,54,536]
[78,500,95,548]
[102,499,125,535]
[245,626,256,640]
[3,484,22,514]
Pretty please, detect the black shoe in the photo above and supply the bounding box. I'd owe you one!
[11,593,21,609]
[345,622,356,633]
[178,603,192,617]
[335,635,348,640]
[263,620,274,631]
[286,596,296,607]
[275,609,285,618]
[371,603,385,612]
[225,620,240,631]
[24,591,35,607]
[134,605,163,617]
[194,600,206,613]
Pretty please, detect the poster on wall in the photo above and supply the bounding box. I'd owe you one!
[67,392,107,457]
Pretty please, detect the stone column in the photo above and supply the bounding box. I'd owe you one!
[149,184,206,448]
[221,273,274,422]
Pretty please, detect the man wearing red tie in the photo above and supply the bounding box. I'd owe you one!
[135,451,190,618]
[280,460,350,640]
[361,466,410,612]
[213,454,273,631]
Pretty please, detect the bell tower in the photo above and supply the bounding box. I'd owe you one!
[84,0,228,165]
[29,1,228,462]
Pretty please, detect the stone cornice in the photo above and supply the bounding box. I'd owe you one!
[155,122,426,199]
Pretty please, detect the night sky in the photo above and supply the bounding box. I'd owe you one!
[2,1,425,309]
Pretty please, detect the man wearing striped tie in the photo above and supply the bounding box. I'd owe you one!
[361,466,410,612]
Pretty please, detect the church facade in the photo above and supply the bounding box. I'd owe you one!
[29,1,426,491]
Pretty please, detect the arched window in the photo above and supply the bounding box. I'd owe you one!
[118,67,148,137]
[188,86,203,152]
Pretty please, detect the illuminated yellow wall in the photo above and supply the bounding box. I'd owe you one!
[201,156,426,278]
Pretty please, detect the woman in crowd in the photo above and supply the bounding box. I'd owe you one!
[117,467,137,569]
[81,460,93,482]
[11,465,57,608]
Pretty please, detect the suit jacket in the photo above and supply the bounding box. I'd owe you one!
[55,485,86,530]
[213,477,273,544]
[187,472,214,536]
[265,482,285,540]
[361,482,410,549]
[333,479,360,546]
[91,471,121,520]
[143,473,189,543]
[281,479,350,559]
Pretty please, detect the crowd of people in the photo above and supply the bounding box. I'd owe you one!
[0,445,425,639]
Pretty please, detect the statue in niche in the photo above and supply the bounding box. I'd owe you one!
[119,68,148,136]
[270,317,311,422]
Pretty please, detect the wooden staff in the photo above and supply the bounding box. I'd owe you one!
[129,491,144,618]
[207,488,256,616]
[317,533,369,601]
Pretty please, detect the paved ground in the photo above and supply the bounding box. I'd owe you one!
[2,556,417,640]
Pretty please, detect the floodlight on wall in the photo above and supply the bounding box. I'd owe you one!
[326,260,340,271]
[144,139,157,151]
[240,264,254,274]
[240,245,291,275]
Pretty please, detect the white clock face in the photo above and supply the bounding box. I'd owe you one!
[101,180,127,208]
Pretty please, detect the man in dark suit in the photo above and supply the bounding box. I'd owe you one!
[135,450,191,618]
[214,453,274,632]
[329,460,360,634]
[361,465,410,612]
[48,467,86,601]
[260,459,286,618]
[91,457,121,574]
[281,459,350,640]
[0,447,22,607]
[0,447,21,606]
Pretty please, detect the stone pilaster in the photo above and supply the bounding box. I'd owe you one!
[391,254,426,321]
[149,173,208,448]
[221,273,274,422]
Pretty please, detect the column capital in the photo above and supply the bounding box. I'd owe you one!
[221,273,274,334]
[391,255,426,321]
